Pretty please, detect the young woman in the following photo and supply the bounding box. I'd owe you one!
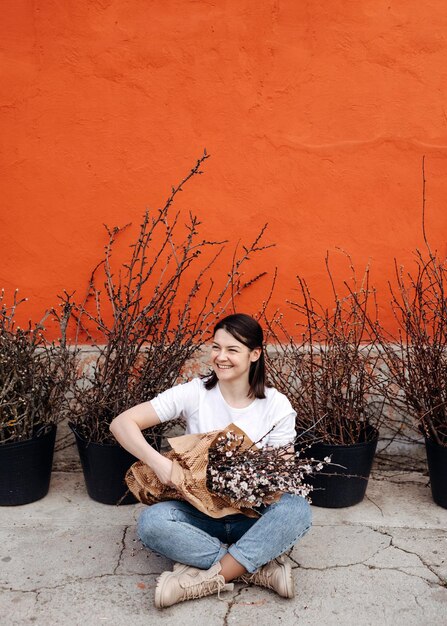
[110,313,311,609]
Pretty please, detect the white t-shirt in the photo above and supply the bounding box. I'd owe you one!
[151,377,296,448]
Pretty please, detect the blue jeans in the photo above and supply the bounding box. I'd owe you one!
[137,494,311,574]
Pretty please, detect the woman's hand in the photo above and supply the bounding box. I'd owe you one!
[110,403,176,487]
[153,455,175,488]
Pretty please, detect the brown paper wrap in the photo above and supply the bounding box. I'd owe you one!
[125,423,282,518]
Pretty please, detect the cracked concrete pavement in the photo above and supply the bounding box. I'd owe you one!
[1,469,446,626]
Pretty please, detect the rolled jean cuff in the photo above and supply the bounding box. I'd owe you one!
[227,544,257,574]
[211,544,229,568]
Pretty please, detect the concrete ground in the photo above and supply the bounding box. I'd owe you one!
[1,468,447,626]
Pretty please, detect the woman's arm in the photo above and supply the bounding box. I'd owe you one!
[109,402,174,486]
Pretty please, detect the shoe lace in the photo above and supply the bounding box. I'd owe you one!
[184,577,227,601]
[251,570,273,590]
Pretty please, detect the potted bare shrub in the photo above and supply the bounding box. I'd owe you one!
[0,290,75,505]
[266,255,386,508]
[370,248,447,508]
[67,153,272,505]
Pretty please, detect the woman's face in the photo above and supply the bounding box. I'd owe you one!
[210,328,261,385]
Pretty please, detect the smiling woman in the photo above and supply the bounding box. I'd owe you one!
[207,315,264,405]
[109,312,311,609]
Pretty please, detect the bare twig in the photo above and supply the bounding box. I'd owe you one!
[68,153,272,443]
[0,290,77,443]
[265,254,384,445]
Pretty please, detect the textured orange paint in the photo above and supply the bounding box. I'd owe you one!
[1,1,447,335]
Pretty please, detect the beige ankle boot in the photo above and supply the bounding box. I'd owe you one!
[239,556,295,598]
[155,562,234,608]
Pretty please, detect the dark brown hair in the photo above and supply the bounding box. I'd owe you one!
[204,313,266,399]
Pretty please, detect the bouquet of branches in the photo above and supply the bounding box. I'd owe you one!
[66,151,272,444]
[126,424,327,517]
[206,429,328,507]
[0,289,76,444]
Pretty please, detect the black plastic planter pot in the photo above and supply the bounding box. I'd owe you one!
[301,426,379,508]
[425,437,447,509]
[69,423,142,505]
[0,424,57,506]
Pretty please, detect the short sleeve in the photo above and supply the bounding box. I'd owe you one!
[150,378,201,423]
[264,391,297,447]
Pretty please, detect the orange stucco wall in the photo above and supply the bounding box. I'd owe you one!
[2,1,447,333]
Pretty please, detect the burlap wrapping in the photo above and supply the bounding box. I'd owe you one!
[125,423,282,518]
